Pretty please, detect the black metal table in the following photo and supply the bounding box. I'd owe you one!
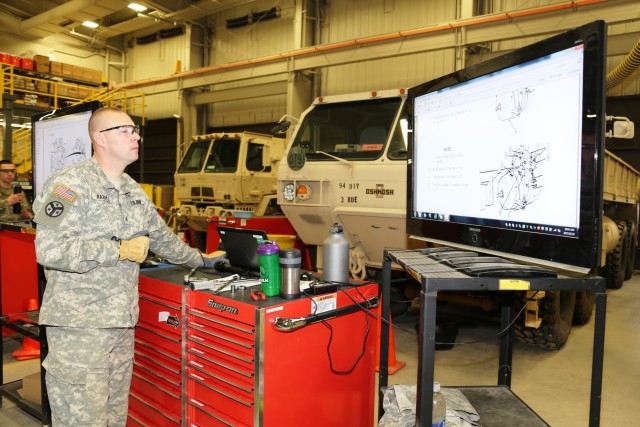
[378,249,607,427]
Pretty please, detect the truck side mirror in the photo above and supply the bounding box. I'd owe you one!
[271,120,291,134]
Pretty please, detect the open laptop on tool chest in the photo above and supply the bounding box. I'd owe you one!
[216,226,268,277]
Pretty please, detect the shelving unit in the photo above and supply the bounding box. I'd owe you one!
[377,248,607,427]
[1,63,102,110]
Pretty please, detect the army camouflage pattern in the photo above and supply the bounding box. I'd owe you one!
[45,326,134,427]
[0,186,33,222]
[33,156,204,328]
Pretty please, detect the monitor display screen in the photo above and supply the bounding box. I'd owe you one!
[407,21,606,274]
[31,101,101,197]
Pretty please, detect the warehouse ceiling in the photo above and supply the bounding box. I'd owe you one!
[0,0,256,41]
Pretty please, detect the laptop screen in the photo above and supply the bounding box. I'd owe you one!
[217,226,268,273]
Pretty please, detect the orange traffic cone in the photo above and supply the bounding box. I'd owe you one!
[375,310,406,374]
[12,299,41,361]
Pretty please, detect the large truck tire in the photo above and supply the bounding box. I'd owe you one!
[514,290,576,350]
[572,290,595,325]
[624,220,636,281]
[604,220,628,289]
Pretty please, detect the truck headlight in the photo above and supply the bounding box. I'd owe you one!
[283,183,295,201]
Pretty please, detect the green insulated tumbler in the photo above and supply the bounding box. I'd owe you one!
[257,240,280,296]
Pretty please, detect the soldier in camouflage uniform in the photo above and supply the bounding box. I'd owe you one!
[0,159,33,222]
[33,107,224,426]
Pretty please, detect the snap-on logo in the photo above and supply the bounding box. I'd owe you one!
[207,299,239,315]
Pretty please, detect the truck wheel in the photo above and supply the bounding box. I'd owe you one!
[514,290,576,350]
[624,220,636,281]
[604,220,628,289]
[572,290,595,325]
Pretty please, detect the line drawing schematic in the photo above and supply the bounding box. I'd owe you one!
[495,88,534,134]
[48,135,89,172]
[480,144,550,216]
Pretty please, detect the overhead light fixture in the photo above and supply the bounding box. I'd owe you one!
[128,3,147,12]
[82,21,99,29]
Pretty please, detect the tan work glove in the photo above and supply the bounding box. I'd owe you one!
[119,236,150,263]
[201,250,229,270]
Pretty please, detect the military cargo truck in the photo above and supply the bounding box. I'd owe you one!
[276,89,639,349]
[171,131,291,251]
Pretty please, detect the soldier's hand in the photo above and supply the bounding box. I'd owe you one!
[119,236,150,263]
[201,250,228,270]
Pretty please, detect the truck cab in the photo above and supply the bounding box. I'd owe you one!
[174,132,286,232]
[277,90,410,277]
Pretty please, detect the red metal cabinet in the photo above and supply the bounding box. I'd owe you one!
[128,266,378,427]
[0,225,38,337]
[127,274,184,427]
[186,283,378,427]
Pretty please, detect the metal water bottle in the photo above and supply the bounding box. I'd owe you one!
[322,223,349,283]
[257,240,280,297]
[279,248,301,299]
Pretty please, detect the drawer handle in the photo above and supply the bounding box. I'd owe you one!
[133,362,181,387]
[190,398,205,407]
[139,294,180,311]
[130,392,181,423]
[136,324,180,344]
[190,311,254,334]
[195,381,253,407]
[188,367,253,393]
[132,372,181,398]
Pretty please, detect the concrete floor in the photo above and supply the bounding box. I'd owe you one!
[2,274,639,426]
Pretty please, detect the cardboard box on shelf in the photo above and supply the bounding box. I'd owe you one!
[34,54,50,66]
[36,81,49,92]
[77,86,92,99]
[72,65,84,81]
[83,68,102,84]
[17,371,41,405]
[50,61,62,76]
[36,95,49,108]
[35,62,50,73]
[62,62,74,78]
[13,76,26,89]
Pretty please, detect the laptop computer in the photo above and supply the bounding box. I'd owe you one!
[216,226,268,277]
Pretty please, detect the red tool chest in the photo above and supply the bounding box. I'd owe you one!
[186,280,378,427]
[128,271,184,427]
[128,265,378,427]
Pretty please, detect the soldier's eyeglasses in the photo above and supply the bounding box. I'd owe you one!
[99,125,140,136]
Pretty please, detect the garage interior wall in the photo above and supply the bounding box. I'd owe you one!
[120,0,640,126]
[1,0,638,167]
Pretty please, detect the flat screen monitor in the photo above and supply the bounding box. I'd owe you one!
[407,20,607,274]
[31,101,101,198]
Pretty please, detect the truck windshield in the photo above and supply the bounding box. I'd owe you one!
[204,137,240,173]
[291,97,403,161]
[177,139,209,173]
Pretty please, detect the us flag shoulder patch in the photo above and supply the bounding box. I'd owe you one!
[52,185,78,203]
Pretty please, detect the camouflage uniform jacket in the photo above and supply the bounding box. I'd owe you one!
[0,186,33,222]
[33,157,203,328]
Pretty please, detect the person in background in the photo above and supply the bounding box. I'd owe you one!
[33,107,225,426]
[0,159,33,222]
